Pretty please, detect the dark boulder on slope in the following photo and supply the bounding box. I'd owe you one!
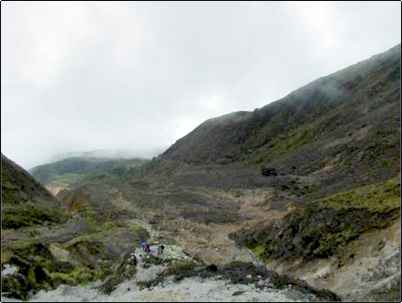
[261,167,278,177]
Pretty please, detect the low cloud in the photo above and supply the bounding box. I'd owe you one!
[1,1,400,168]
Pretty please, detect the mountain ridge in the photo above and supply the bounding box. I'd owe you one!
[162,43,400,166]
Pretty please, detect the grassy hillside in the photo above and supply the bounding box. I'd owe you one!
[161,44,400,197]
[232,176,400,260]
[1,154,68,229]
[30,157,148,188]
[162,44,400,166]
[1,154,149,299]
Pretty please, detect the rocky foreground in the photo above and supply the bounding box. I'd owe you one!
[2,242,339,302]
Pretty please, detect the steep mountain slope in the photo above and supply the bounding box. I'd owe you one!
[162,44,400,168]
[162,44,400,197]
[52,44,400,301]
[1,154,67,228]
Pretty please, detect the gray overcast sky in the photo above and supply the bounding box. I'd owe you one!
[1,1,401,169]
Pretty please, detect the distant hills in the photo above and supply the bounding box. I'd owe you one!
[48,148,165,163]
[29,156,148,194]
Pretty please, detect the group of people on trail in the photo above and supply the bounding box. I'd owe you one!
[140,240,165,257]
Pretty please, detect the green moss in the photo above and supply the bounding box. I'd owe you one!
[65,238,107,257]
[318,177,400,212]
[97,250,137,294]
[142,255,167,268]
[236,177,401,262]
[250,245,265,258]
[366,280,401,302]
[50,267,96,286]
[2,244,57,296]
[313,225,360,257]
[27,267,36,286]
[139,259,199,289]
[2,238,117,299]
[128,223,149,240]
[48,173,86,188]
[380,159,392,168]
[1,249,13,264]
[102,221,117,230]
[79,207,100,228]
[251,126,315,164]
[165,260,198,277]
[2,202,68,229]
[1,274,30,300]
[2,180,18,190]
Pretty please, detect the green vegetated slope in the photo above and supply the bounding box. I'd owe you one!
[1,154,149,300]
[30,157,148,188]
[162,44,400,197]
[232,177,400,260]
[1,154,68,229]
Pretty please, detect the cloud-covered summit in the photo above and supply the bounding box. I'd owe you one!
[1,1,400,168]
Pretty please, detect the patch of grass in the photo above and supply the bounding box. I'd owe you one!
[48,173,85,188]
[2,202,68,229]
[318,177,400,212]
[50,267,97,286]
[165,260,198,276]
[233,177,401,262]
[250,245,265,258]
[250,126,315,164]
[1,249,13,264]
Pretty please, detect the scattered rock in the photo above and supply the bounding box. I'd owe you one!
[261,167,278,177]
[97,250,137,294]
[206,264,218,272]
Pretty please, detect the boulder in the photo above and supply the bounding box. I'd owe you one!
[261,167,278,177]
[98,250,137,294]
[49,244,74,265]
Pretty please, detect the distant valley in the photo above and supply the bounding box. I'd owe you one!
[29,156,149,195]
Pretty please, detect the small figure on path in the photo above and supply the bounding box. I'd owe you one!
[157,244,165,256]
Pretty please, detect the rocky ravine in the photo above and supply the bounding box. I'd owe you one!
[1,156,338,301]
[2,44,401,301]
[2,218,340,302]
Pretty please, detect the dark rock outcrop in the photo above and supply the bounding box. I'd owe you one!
[261,167,278,177]
[97,250,138,294]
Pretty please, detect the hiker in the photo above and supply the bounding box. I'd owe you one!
[140,240,147,253]
[144,242,151,254]
[157,244,165,256]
